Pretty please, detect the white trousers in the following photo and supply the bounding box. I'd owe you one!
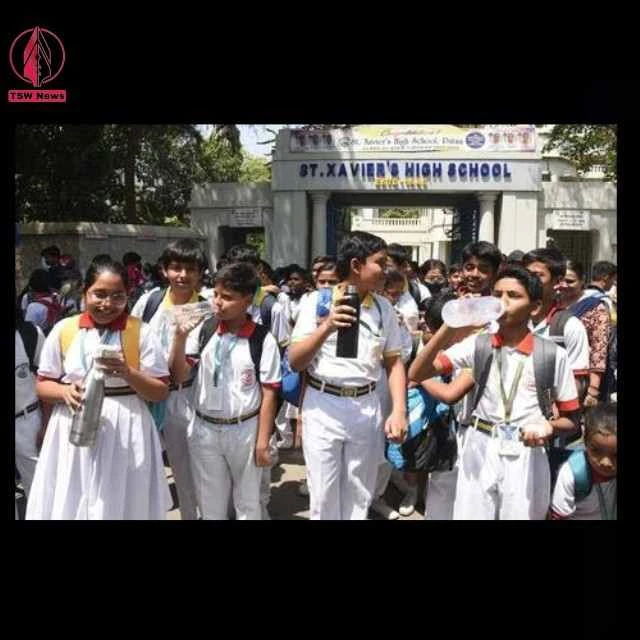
[259,433,279,520]
[302,386,381,520]
[162,389,198,520]
[15,409,41,499]
[453,427,551,520]
[188,414,262,520]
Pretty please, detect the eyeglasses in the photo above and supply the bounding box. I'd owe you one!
[88,291,128,304]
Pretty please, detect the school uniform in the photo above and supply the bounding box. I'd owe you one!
[186,316,281,520]
[291,286,403,520]
[436,332,579,520]
[132,289,200,520]
[26,313,171,520]
[15,326,46,499]
[550,462,616,520]
[395,291,420,333]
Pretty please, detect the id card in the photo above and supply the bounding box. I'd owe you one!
[496,423,522,457]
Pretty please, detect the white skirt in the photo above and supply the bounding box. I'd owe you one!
[26,395,172,520]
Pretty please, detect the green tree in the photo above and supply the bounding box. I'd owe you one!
[239,152,271,183]
[542,125,617,182]
[15,124,243,225]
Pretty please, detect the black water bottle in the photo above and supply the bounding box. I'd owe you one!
[336,285,360,358]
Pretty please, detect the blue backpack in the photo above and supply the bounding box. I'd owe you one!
[386,382,453,472]
[281,288,333,407]
[566,447,593,502]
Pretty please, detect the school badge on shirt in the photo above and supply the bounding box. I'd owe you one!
[240,367,256,388]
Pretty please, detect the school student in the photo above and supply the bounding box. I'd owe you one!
[550,402,616,520]
[15,307,46,503]
[131,238,207,520]
[522,248,590,399]
[289,231,407,520]
[26,260,171,520]
[169,262,281,520]
[386,243,430,311]
[409,266,580,520]
[458,241,503,297]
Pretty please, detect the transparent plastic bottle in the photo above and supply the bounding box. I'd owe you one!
[441,296,504,328]
[170,300,214,332]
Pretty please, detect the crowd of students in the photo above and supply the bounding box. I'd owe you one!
[14,235,617,520]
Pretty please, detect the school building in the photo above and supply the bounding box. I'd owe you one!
[189,125,617,274]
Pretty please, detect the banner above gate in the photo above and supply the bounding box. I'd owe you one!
[289,125,537,154]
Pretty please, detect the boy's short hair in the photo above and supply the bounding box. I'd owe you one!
[448,262,462,274]
[336,232,387,280]
[424,291,458,332]
[495,265,543,302]
[461,241,502,273]
[584,402,617,441]
[41,245,61,258]
[386,243,410,267]
[317,259,338,275]
[225,244,260,267]
[214,262,259,297]
[506,250,525,264]
[420,259,448,278]
[258,259,274,282]
[160,239,207,272]
[591,260,617,281]
[28,268,52,293]
[522,247,567,280]
[384,269,406,288]
[122,252,141,266]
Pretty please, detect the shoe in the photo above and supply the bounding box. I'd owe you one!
[297,479,309,497]
[399,487,418,517]
[370,497,400,520]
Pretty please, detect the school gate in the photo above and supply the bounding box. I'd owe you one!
[189,126,617,272]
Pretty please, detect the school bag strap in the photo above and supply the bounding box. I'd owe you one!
[142,287,167,323]
[547,308,573,348]
[471,332,493,414]
[570,294,607,319]
[17,320,38,373]
[60,315,141,371]
[532,335,557,421]
[260,292,276,331]
[567,448,592,501]
[198,316,268,383]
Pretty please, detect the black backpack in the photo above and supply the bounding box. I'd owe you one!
[17,321,38,373]
[197,316,269,383]
[258,292,276,332]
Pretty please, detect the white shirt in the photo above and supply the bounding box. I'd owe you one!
[437,332,579,429]
[249,290,291,349]
[551,461,617,520]
[529,309,590,374]
[15,326,45,411]
[396,291,420,333]
[189,320,281,418]
[25,301,50,332]
[292,290,404,386]
[37,319,169,386]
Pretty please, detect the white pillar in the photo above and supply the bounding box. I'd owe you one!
[477,192,498,244]
[310,191,330,260]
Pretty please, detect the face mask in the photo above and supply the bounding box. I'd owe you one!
[426,281,445,296]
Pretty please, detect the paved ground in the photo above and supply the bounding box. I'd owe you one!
[16,447,426,521]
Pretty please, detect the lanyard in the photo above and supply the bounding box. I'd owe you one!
[359,297,384,338]
[212,333,238,387]
[495,348,525,423]
[595,483,616,520]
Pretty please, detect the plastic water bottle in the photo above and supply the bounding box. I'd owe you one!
[441,296,504,328]
[336,285,360,358]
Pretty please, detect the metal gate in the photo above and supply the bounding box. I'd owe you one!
[448,204,479,264]
[546,230,594,278]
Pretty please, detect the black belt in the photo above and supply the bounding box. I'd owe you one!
[195,408,260,425]
[104,387,137,397]
[169,377,195,392]
[470,416,496,436]
[307,374,376,398]
[15,401,39,419]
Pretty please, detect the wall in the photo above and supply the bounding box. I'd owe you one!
[19,222,206,279]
